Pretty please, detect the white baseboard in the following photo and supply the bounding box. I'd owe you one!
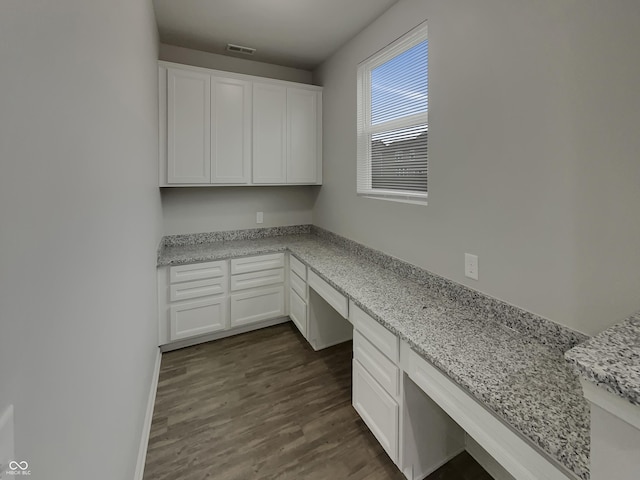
[466,434,516,480]
[134,348,161,480]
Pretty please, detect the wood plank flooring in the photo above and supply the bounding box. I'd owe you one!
[144,323,492,480]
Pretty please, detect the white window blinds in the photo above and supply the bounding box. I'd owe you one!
[357,23,428,203]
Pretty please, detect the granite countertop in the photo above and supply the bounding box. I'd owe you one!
[159,234,590,479]
[566,312,640,407]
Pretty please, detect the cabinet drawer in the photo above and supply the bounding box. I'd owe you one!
[170,277,226,302]
[170,260,227,283]
[231,268,284,291]
[169,297,228,341]
[350,303,399,363]
[289,269,306,300]
[230,286,285,327]
[289,255,306,280]
[289,288,307,337]
[308,270,348,318]
[231,253,284,274]
[353,359,399,463]
[354,330,400,398]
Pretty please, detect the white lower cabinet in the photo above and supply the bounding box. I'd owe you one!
[353,359,399,463]
[158,261,230,345]
[353,330,400,397]
[289,288,307,336]
[350,300,401,466]
[230,286,285,327]
[159,253,287,347]
[170,296,228,341]
[229,253,286,328]
[288,256,308,337]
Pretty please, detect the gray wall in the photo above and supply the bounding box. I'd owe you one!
[0,1,162,479]
[313,0,640,335]
[159,44,319,236]
[162,186,318,235]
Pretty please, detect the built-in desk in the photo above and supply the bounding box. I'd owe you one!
[158,228,597,480]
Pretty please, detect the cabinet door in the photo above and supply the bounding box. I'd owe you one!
[230,286,285,327]
[253,83,287,184]
[287,88,318,183]
[167,68,211,184]
[211,77,251,184]
[353,359,399,463]
[169,296,228,340]
[289,288,307,337]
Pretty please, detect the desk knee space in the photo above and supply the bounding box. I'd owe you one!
[400,341,575,480]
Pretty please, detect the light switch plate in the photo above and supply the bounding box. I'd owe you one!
[0,405,15,479]
[256,212,263,224]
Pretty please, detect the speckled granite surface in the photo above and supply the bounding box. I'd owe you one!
[566,312,640,407]
[158,232,590,479]
[163,224,311,247]
[311,226,588,354]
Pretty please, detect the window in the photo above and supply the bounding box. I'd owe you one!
[357,23,428,204]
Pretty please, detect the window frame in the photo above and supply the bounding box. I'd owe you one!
[357,22,429,205]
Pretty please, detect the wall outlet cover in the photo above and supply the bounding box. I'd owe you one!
[465,253,479,280]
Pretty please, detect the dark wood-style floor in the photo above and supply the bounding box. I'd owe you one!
[144,323,492,480]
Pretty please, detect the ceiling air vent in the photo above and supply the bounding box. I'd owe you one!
[226,43,256,55]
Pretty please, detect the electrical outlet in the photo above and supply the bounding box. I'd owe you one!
[0,405,15,479]
[256,212,263,224]
[465,253,478,280]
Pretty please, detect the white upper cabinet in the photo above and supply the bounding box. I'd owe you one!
[167,68,211,184]
[287,88,321,184]
[253,83,321,185]
[159,62,322,187]
[252,83,287,184]
[211,77,251,184]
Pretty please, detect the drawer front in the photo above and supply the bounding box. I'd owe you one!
[289,255,307,280]
[170,260,227,283]
[169,297,228,341]
[289,269,307,300]
[169,277,227,302]
[231,253,284,275]
[351,303,399,363]
[289,288,307,337]
[307,270,348,318]
[231,268,284,291]
[353,359,399,463]
[230,285,285,327]
[354,330,400,398]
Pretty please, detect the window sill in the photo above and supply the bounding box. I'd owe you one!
[358,193,428,206]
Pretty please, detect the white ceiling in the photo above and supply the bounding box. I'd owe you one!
[153,0,400,70]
